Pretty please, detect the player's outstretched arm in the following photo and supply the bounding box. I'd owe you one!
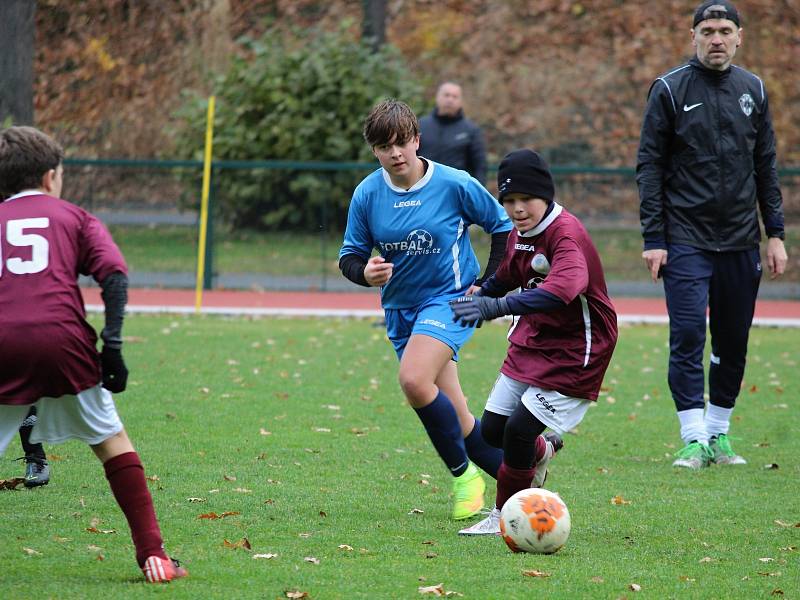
[100,271,129,393]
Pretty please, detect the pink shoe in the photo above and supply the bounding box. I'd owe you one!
[142,556,188,583]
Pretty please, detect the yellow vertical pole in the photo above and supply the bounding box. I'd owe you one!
[195,95,216,313]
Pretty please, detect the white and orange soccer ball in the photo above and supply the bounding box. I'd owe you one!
[499,488,571,554]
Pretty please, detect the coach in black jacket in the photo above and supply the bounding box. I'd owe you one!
[636,0,787,470]
[419,82,487,185]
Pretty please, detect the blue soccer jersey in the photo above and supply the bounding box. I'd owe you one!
[340,160,512,309]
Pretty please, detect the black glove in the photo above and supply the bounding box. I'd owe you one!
[101,346,128,393]
[449,295,510,327]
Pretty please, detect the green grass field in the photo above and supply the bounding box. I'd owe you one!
[1,316,798,599]
[109,225,800,284]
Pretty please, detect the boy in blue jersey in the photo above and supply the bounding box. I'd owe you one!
[339,99,513,521]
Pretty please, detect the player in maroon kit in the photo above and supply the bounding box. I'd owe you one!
[0,126,187,583]
[449,149,618,535]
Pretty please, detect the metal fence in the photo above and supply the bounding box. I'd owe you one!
[64,158,800,298]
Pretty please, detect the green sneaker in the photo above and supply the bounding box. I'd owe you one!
[672,441,712,469]
[709,434,747,465]
[452,462,485,520]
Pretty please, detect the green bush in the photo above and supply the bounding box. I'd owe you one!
[175,23,424,231]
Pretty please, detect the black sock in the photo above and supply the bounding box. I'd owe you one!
[20,407,45,460]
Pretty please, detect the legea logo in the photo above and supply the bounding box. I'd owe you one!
[393,199,422,209]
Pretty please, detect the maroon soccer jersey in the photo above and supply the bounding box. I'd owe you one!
[0,192,127,405]
[494,203,618,400]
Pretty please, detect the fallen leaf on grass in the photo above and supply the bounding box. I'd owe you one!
[699,556,713,563]
[53,536,71,543]
[418,583,462,596]
[86,519,116,534]
[253,553,278,559]
[338,544,353,551]
[774,520,800,528]
[304,556,320,565]
[223,475,237,482]
[233,487,252,493]
[187,497,206,503]
[223,538,252,550]
[629,583,642,591]
[772,589,784,596]
[679,576,696,583]
[408,508,425,515]
[778,546,797,552]
[611,495,631,505]
[146,475,159,482]
[284,591,309,599]
[198,511,240,520]
[259,428,272,436]
[23,547,42,556]
[522,570,551,577]
[0,478,26,490]
[590,577,604,583]
[425,552,438,559]
[758,572,782,577]
[759,557,775,562]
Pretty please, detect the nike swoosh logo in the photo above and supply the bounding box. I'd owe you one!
[683,103,703,112]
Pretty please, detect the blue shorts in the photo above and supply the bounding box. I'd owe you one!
[384,295,476,361]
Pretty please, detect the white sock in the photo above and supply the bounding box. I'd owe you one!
[677,408,708,445]
[705,404,733,438]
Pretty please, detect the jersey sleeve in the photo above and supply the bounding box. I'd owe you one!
[77,213,128,283]
[339,186,375,261]
[536,235,588,304]
[460,177,512,234]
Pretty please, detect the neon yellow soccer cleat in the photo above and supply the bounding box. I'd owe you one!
[452,462,485,520]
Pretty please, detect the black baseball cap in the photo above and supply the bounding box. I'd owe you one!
[693,1,740,28]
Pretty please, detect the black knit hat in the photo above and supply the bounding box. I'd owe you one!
[497,149,555,203]
[693,1,740,27]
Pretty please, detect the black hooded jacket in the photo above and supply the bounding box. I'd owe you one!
[636,57,784,252]
[419,109,487,185]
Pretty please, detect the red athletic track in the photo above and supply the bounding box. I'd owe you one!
[81,287,800,321]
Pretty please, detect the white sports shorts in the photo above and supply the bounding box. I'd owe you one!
[0,385,123,455]
[484,373,590,435]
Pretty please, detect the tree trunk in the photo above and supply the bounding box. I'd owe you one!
[361,0,386,52]
[0,0,36,126]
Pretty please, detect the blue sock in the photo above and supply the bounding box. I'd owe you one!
[464,418,503,479]
[414,391,469,477]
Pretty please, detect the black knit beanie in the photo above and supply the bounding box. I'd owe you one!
[693,1,740,28]
[497,149,555,203]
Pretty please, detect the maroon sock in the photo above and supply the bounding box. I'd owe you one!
[495,461,537,510]
[103,452,167,567]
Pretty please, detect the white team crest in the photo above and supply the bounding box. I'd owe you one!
[527,253,551,288]
[531,253,551,274]
[739,93,755,116]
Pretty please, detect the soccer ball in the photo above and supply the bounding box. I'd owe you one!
[499,488,571,554]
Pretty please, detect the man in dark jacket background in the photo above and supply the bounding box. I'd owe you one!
[636,0,787,470]
[419,82,487,186]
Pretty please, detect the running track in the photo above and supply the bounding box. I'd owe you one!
[82,288,800,327]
